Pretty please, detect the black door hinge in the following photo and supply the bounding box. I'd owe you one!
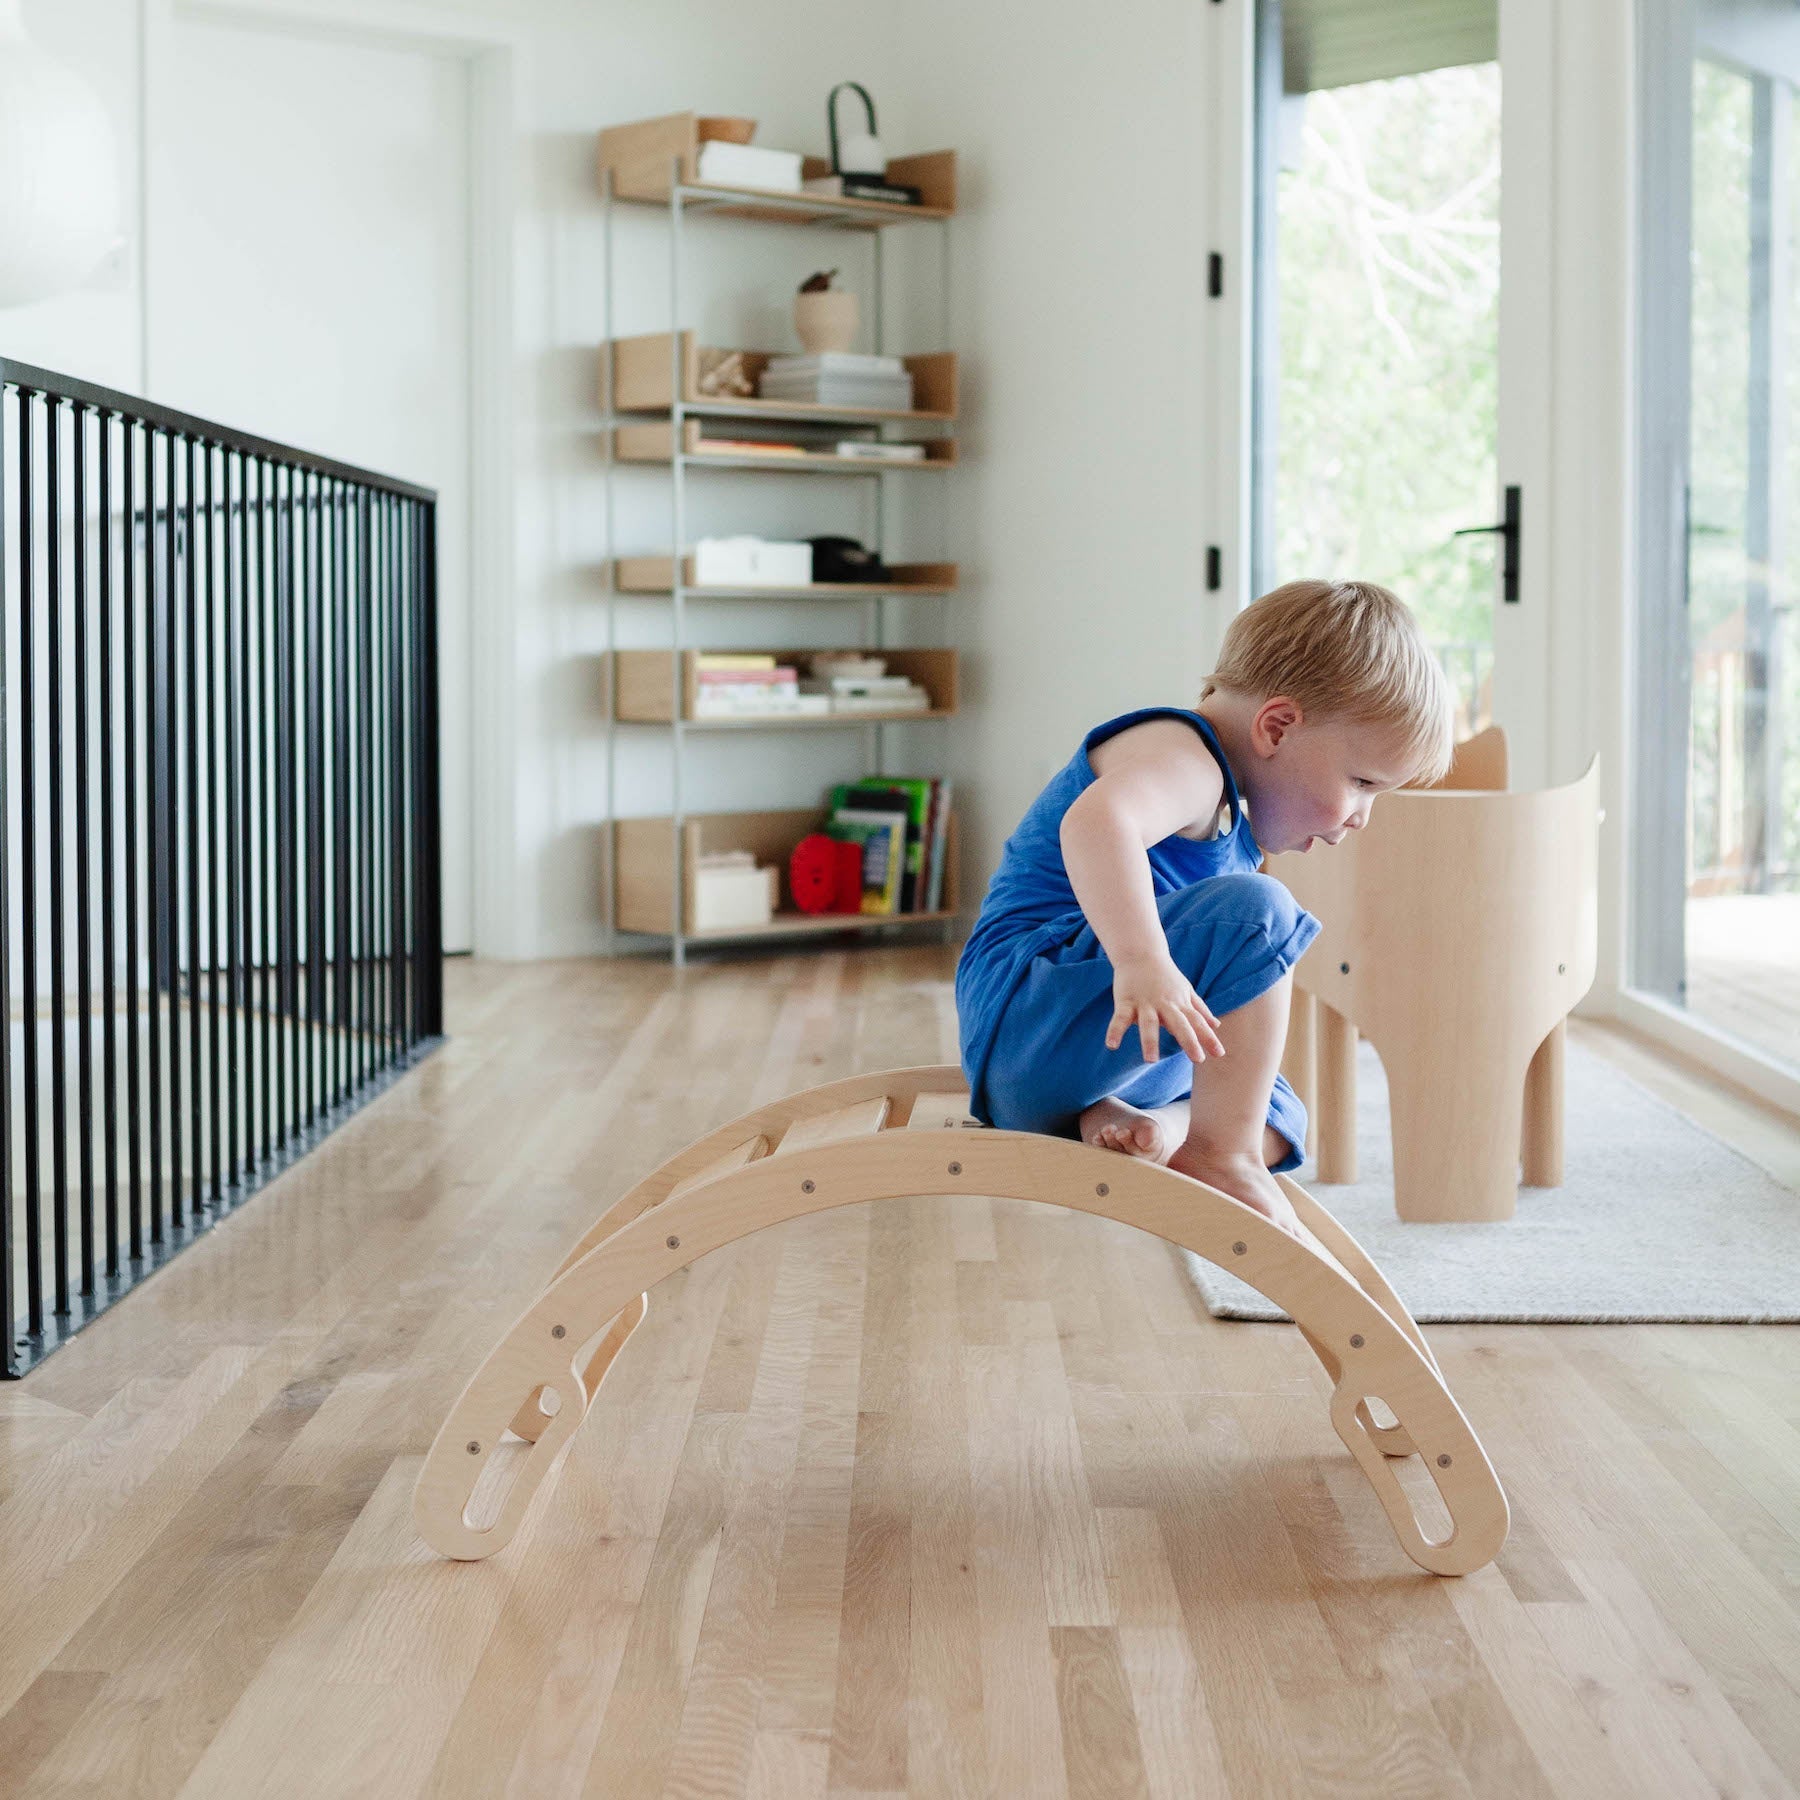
[1206,546,1222,591]
[1208,253,1224,298]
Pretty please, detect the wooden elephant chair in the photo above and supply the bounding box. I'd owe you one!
[1268,726,1600,1222]
[415,1067,1509,1577]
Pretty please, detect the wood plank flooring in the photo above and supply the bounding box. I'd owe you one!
[1,945,1798,1799]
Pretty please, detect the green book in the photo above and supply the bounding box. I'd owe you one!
[831,777,932,911]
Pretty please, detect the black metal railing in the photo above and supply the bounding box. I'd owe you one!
[1,360,442,1377]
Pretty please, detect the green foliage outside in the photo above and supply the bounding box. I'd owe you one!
[1272,64,1500,731]
[1688,59,1800,886]
[1273,59,1797,884]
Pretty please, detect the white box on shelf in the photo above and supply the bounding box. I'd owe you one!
[692,536,813,587]
[692,863,779,931]
[694,141,803,190]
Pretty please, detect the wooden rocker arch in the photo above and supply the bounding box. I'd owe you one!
[414,1067,1509,1577]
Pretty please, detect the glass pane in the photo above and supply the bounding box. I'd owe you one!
[1272,64,1501,737]
[1683,54,1800,1074]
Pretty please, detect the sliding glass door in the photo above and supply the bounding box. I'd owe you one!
[1636,1,1800,1080]
[1252,0,1555,769]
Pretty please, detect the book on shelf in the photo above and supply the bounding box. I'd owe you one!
[764,351,906,377]
[831,440,926,462]
[692,435,812,457]
[925,777,953,912]
[826,808,907,914]
[829,779,929,912]
[758,377,915,409]
[827,689,930,715]
[697,664,799,684]
[695,652,780,671]
[695,692,830,719]
[800,173,924,206]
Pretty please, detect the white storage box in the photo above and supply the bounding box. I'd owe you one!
[692,536,813,587]
[692,862,779,931]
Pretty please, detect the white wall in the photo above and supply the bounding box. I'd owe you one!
[0,0,1252,959]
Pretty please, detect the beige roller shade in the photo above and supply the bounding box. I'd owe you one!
[1282,0,1498,93]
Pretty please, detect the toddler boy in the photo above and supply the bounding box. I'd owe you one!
[956,578,1455,1239]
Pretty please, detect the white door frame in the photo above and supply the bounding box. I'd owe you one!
[1205,0,1637,1011]
[139,0,521,958]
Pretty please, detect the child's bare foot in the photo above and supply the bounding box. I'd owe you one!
[1166,1143,1305,1240]
[1079,1096,1174,1163]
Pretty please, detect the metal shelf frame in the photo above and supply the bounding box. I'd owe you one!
[602,156,956,964]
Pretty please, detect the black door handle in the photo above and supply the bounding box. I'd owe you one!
[1454,484,1521,604]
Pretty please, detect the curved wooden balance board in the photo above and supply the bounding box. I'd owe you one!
[414,1066,1509,1576]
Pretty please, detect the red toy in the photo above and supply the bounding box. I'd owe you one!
[789,833,864,913]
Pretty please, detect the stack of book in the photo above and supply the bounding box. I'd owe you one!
[693,653,829,718]
[823,775,954,915]
[799,670,932,716]
[759,351,915,412]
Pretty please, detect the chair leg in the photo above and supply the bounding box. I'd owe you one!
[1382,1030,1530,1222]
[1317,1001,1357,1183]
[1521,1018,1566,1187]
[1283,987,1318,1160]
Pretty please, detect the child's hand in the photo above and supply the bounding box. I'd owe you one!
[1106,952,1226,1064]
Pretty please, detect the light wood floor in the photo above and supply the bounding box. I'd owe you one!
[2,945,1798,1799]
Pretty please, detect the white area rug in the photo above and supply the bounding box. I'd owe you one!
[1184,1037,1800,1323]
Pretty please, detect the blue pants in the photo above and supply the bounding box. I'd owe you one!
[980,872,1321,1172]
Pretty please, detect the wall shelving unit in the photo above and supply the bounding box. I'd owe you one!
[599,112,961,964]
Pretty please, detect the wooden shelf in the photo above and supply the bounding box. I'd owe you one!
[611,647,958,725]
[614,418,957,474]
[598,114,956,227]
[614,557,958,599]
[607,334,957,425]
[614,807,960,938]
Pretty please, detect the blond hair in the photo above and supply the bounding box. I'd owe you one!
[1200,578,1454,786]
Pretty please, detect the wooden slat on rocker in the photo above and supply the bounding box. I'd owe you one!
[417,1064,1508,1577]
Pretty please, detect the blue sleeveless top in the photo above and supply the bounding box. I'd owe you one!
[955,707,1267,1123]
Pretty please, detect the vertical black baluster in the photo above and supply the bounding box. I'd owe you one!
[19,392,42,1333]
[203,443,221,1206]
[0,385,16,1370]
[372,492,389,1070]
[387,494,405,1063]
[418,499,442,1040]
[313,471,327,1116]
[123,420,142,1263]
[298,470,312,1130]
[47,395,70,1317]
[358,489,373,1093]
[234,450,252,1180]
[222,448,241,1192]
[72,401,96,1300]
[145,431,164,1248]
[333,482,349,1105]
[323,480,337,1109]
[184,436,202,1220]
[255,460,272,1165]
[99,410,119,1278]
[281,465,298,1145]
[165,427,183,1230]
[406,498,420,1046]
